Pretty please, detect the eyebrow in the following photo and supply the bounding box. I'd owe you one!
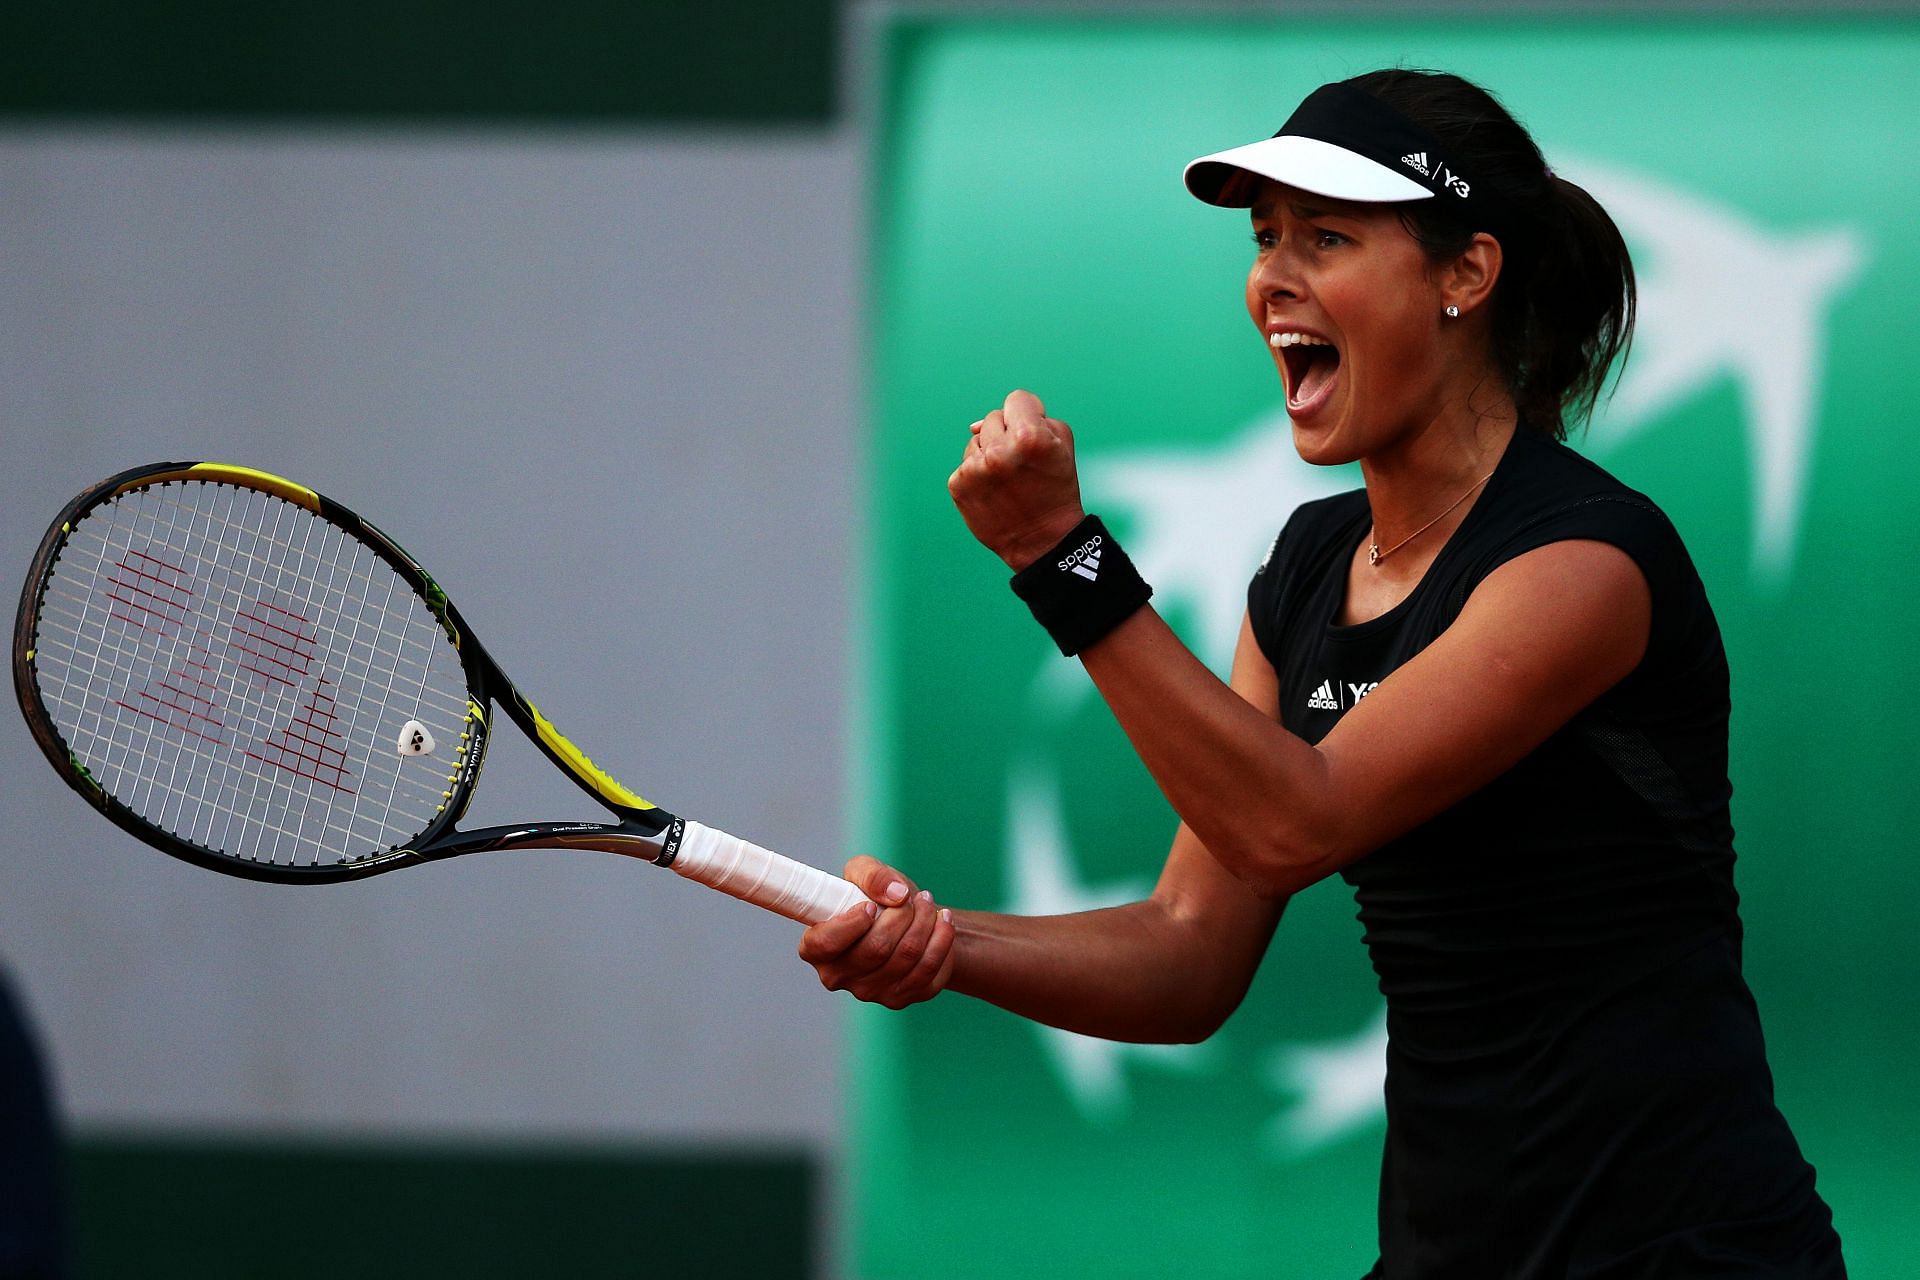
[1250,198,1350,221]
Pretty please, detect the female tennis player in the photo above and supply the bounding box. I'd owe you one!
[801,69,1845,1276]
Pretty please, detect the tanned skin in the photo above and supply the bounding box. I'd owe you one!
[797,181,1650,1043]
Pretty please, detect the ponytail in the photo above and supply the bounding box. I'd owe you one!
[1511,175,1636,439]
[1349,69,1637,441]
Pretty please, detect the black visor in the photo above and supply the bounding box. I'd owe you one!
[1184,82,1489,225]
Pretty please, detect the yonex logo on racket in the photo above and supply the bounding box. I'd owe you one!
[1058,534,1104,581]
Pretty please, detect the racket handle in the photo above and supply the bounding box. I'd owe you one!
[669,821,871,925]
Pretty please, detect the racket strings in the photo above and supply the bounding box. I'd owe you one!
[37,492,457,670]
[47,485,451,864]
[33,611,468,724]
[29,481,473,868]
[51,486,336,859]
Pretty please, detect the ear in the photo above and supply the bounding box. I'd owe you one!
[1441,232,1503,317]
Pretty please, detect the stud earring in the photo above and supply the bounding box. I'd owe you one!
[1444,305,1461,318]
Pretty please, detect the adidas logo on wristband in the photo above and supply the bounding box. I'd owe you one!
[1011,515,1153,657]
[1059,535,1104,581]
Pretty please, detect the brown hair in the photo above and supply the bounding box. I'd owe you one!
[1348,69,1636,440]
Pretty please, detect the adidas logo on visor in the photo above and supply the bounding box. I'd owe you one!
[1400,151,1431,177]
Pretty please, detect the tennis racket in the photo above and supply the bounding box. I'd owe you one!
[12,461,870,925]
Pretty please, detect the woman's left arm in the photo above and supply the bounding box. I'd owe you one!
[954,390,1651,898]
[1080,544,1648,897]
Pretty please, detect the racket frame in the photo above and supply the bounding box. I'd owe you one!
[14,460,687,885]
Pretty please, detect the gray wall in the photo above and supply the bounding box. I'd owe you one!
[0,125,864,1145]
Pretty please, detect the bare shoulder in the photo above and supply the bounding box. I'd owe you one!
[1465,538,1651,678]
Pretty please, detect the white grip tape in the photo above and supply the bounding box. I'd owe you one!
[670,821,870,925]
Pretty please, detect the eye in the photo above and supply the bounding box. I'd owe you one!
[1250,229,1277,250]
[1314,229,1349,249]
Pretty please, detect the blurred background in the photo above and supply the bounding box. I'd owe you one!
[2,3,1915,1278]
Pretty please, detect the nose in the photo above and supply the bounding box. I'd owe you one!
[1248,238,1305,305]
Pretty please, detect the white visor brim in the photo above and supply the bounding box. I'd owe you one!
[1184,135,1434,207]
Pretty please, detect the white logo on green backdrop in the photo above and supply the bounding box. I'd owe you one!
[868,19,1917,1276]
[1572,157,1866,583]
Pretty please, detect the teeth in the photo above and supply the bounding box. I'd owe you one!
[1269,331,1331,349]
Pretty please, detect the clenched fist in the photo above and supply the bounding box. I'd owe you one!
[948,389,1088,571]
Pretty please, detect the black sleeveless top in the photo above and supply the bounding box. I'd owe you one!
[1248,430,1844,1278]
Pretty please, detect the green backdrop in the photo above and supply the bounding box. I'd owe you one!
[859,15,1919,1278]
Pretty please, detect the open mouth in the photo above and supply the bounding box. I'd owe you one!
[1272,331,1341,413]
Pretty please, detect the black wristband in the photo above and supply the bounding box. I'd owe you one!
[1009,515,1153,656]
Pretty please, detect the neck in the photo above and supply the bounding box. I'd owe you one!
[1359,392,1518,561]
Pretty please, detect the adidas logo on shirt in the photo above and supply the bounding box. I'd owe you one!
[1305,679,1381,713]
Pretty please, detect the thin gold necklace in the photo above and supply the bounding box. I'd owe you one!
[1368,469,1496,566]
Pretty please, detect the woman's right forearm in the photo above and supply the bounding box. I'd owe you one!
[945,898,1252,1045]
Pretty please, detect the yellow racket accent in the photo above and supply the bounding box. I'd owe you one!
[526,701,655,811]
[117,463,322,511]
[435,699,488,814]
[187,464,321,510]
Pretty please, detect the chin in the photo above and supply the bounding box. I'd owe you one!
[1287,415,1359,469]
